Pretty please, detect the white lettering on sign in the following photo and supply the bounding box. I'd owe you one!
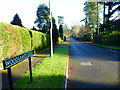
[3,50,34,69]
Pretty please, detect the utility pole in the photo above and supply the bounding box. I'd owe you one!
[49,0,53,57]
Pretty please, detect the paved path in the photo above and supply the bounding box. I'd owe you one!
[68,37,119,88]
[1,49,50,89]
[0,45,63,89]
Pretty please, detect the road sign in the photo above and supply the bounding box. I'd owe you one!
[2,50,34,90]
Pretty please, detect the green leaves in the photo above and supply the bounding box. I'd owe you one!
[84,1,100,32]
[35,4,50,33]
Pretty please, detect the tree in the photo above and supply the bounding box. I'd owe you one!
[11,13,23,27]
[58,16,64,25]
[83,1,100,38]
[52,17,59,45]
[34,4,50,33]
[31,26,36,30]
[105,2,120,20]
[71,25,80,37]
[63,24,72,39]
[82,2,100,40]
[59,24,64,40]
[103,1,120,32]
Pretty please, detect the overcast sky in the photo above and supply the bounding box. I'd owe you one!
[0,0,86,29]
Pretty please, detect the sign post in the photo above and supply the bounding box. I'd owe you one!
[7,67,13,90]
[2,50,34,90]
[28,57,32,82]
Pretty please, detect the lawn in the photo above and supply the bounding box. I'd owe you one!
[13,44,69,88]
[76,37,120,50]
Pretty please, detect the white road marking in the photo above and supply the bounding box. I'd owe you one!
[80,61,92,66]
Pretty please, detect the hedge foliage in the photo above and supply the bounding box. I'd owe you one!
[77,33,92,41]
[30,30,50,53]
[0,22,50,61]
[94,31,120,46]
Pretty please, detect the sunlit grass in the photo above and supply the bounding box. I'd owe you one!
[77,39,120,50]
[13,45,68,88]
[31,53,49,59]
[89,43,120,50]
[62,40,70,45]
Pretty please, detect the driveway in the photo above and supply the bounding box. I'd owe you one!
[68,37,119,88]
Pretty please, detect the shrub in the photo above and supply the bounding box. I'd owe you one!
[78,33,92,41]
[57,37,63,44]
[94,31,120,45]
[93,35,102,43]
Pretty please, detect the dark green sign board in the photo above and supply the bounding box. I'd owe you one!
[3,50,34,69]
[2,50,34,90]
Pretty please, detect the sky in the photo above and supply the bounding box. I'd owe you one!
[0,0,86,29]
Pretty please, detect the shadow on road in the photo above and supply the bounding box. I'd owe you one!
[69,40,119,62]
[69,37,120,88]
[67,79,119,88]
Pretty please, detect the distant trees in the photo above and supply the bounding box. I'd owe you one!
[63,24,72,39]
[34,4,50,33]
[57,16,64,40]
[52,17,59,45]
[58,16,64,25]
[83,1,120,33]
[59,24,64,40]
[11,13,24,27]
[71,25,80,37]
[31,26,37,30]
[79,0,120,44]
[78,25,92,41]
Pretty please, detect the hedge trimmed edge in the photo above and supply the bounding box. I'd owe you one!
[0,22,50,61]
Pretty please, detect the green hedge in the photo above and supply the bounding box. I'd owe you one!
[94,31,120,45]
[31,30,50,53]
[77,33,92,41]
[0,22,50,61]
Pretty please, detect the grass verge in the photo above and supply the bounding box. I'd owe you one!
[76,38,120,50]
[13,45,68,88]
[76,37,120,50]
[87,43,120,50]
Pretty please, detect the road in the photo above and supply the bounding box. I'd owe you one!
[68,37,119,88]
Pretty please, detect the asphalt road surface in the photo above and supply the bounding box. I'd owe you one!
[69,37,119,88]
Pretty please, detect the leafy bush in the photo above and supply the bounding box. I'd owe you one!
[78,33,92,41]
[57,37,63,44]
[94,31,120,45]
